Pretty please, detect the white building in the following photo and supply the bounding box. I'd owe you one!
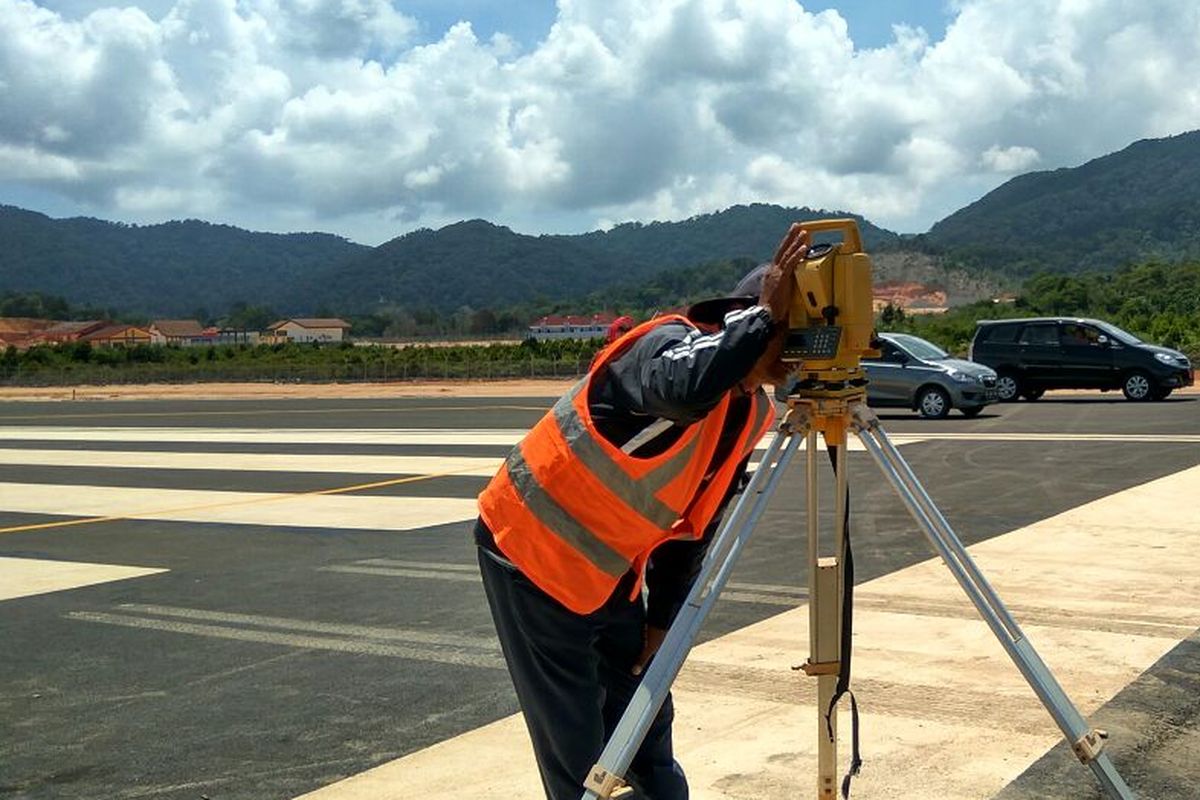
[527,313,618,341]
[148,319,209,346]
[267,318,352,343]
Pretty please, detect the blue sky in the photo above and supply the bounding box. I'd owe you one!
[2,1,1196,244]
[36,2,952,51]
[404,1,951,51]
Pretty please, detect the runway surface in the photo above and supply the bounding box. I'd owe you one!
[0,393,1197,799]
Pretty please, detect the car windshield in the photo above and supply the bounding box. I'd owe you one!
[1093,320,1143,345]
[889,334,949,360]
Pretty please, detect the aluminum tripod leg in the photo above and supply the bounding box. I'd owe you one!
[581,430,804,800]
[850,404,1136,800]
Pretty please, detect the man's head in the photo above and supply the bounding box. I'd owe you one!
[686,263,770,328]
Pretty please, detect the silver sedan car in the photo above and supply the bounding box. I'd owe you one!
[864,333,999,418]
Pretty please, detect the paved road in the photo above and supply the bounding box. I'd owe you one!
[0,393,1197,799]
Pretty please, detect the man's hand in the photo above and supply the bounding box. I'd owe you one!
[739,224,808,393]
[631,625,668,676]
[759,224,810,322]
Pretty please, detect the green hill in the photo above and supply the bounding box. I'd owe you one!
[307,204,901,313]
[0,206,368,316]
[0,203,898,316]
[925,130,1200,274]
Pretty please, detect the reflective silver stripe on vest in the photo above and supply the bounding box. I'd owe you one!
[551,385,686,529]
[504,449,630,578]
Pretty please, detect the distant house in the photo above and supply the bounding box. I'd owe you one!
[78,324,154,348]
[528,313,618,341]
[267,318,351,343]
[38,320,111,344]
[149,319,209,346]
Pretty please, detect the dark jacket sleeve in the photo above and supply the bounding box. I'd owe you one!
[601,306,775,424]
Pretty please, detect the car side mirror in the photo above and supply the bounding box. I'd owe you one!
[1096,334,1109,345]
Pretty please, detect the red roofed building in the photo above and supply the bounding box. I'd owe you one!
[528,312,619,341]
[37,320,112,344]
[78,324,154,348]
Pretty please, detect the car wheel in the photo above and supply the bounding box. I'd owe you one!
[1122,370,1154,401]
[960,406,984,417]
[917,386,951,419]
[995,372,1020,402]
[1022,388,1045,401]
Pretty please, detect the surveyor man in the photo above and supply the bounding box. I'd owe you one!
[474,224,809,799]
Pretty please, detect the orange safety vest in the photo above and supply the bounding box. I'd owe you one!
[478,315,777,614]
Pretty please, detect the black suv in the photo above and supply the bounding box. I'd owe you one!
[969,317,1193,401]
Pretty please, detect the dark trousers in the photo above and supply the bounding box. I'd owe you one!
[476,528,688,800]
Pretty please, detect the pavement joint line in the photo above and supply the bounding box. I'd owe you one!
[0,466,483,536]
[321,565,483,581]
[358,558,478,572]
[113,603,501,650]
[64,611,506,669]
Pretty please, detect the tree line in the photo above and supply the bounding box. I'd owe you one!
[2,258,1196,385]
[883,261,1200,358]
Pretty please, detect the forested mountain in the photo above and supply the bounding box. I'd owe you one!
[0,202,895,315]
[0,206,368,315]
[4,127,1200,316]
[560,203,898,268]
[925,130,1200,274]
[305,205,899,313]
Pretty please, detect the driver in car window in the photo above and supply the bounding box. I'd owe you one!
[1063,325,1095,346]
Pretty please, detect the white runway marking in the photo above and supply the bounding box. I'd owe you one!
[0,448,503,477]
[0,482,479,532]
[67,604,503,669]
[0,556,167,601]
[295,463,1200,800]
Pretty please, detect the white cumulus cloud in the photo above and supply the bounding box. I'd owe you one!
[981,144,1040,173]
[1,0,1199,243]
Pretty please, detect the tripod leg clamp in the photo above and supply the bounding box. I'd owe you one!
[800,659,840,676]
[1072,729,1108,763]
[584,766,631,798]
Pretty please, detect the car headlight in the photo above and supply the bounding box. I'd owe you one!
[946,370,973,383]
[1154,352,1179,365]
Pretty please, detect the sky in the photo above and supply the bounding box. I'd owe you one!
[1,1,1198,246]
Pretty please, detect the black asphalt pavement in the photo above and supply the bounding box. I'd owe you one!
[0,392,1197,799]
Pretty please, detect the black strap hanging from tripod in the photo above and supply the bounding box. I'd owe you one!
[825,443,862,798]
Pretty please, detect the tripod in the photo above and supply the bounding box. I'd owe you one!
[581,392,1135,800]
